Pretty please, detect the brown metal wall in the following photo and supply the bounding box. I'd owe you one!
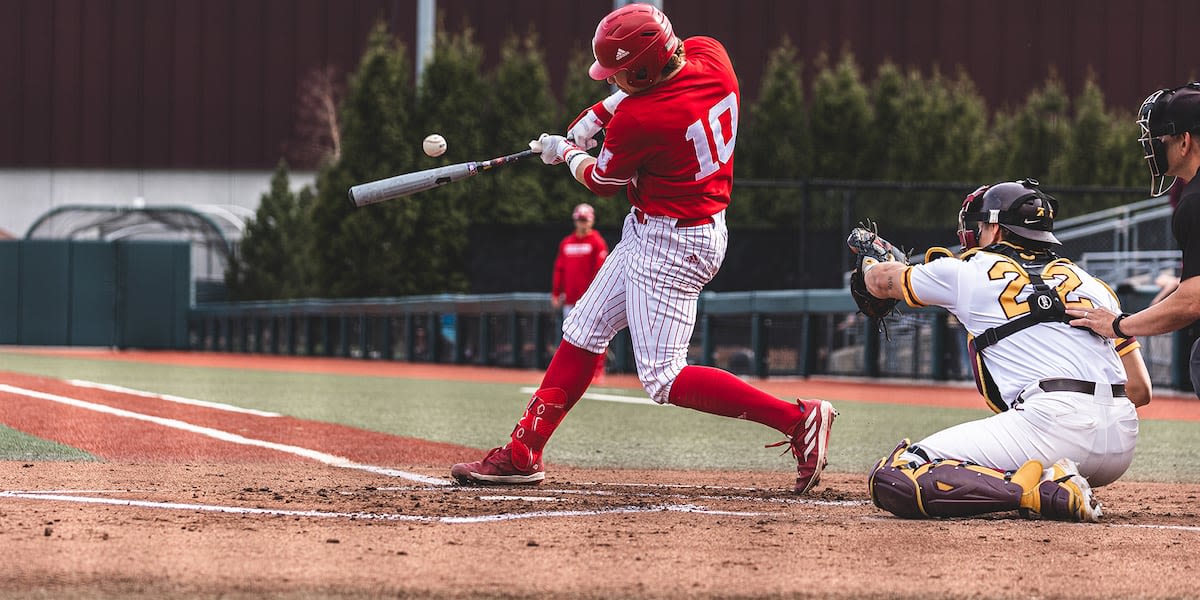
[1,0,1196,170]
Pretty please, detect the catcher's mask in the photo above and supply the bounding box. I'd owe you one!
[1138,82,1200,197]
[957,179,1060,249]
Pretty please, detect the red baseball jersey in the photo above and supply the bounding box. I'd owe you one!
[552,230,609,305]
[581,36,739,219]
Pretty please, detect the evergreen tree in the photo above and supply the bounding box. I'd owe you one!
[308,22,465,298]
[1058,77,1145,188]
[404,27,493,295]
[809,50,873,180]
[990,74,1071,182]
[866,62,906,181]
[419,27,490,160]
[735,37,810,226]
[867,67,990,227]
[941,71,991,184]
[1048,77,1147,213]
[226,160,314,300]
[476,31,560,225]
[808,50,874,227]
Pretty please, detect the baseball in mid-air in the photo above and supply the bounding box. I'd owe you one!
[422,134,447,157]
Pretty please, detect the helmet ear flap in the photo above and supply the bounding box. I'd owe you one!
[957,185,989,249]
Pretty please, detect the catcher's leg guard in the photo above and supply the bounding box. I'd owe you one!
[869,440,1042,518]
[1018,458,1103,522]
[868,440,925,518]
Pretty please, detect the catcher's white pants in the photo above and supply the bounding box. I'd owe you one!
[563,208,727,404]
[913,381,1138,486]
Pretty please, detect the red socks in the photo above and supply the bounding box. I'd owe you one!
[667,365,803,435]
[508,350,802,469]
[508,341,603,469]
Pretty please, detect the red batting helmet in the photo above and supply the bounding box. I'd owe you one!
[589,3,680,89]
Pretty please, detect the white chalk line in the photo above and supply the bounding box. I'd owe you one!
[0,491,774,524]
[479,495,561,502]
[518,386,658,405]
[67,379,281,417]
[370,484,871,507]
[1114,523,1200,533]
[6,490,1193,530]
[0,384,448,486]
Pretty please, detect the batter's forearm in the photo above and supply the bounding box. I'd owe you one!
[864,262,907,301]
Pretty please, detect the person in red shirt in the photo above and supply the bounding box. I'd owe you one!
[552,202,608,383]
[552,203,608,315]
[451,4,837,492]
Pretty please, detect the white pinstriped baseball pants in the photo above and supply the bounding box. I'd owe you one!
[563,208,727,404]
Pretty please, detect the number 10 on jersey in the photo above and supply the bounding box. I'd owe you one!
[685,92,739,181]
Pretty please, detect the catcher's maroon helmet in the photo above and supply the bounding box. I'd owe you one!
[589,3,680,89]
[957,179,1060,248]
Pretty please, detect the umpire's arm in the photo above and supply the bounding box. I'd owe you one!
[864,262,909,301]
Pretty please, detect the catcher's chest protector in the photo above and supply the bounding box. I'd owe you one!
[964,245,1076,411]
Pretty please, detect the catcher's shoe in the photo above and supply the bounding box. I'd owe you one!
[769,399,838,494]
[1019,458,1102,522]
[450,445,545,485]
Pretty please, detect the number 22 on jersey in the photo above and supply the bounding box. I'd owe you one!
[684,92,738,181]
[989,261,1096,319]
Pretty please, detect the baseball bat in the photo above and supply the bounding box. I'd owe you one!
[348,148,538,207]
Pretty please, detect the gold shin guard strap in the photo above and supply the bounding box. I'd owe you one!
[1018,460,1099,522]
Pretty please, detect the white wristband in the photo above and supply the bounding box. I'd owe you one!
[565,149,589,173]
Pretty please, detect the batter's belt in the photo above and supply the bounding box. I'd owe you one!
[633,208,714,228]
[1039,378,1126,398]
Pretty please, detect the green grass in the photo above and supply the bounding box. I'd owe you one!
[0,423,96,461]
[1,350,1197,481]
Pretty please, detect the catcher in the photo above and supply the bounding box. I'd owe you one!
[847,179,1151,522]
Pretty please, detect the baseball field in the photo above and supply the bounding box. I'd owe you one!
[1,347,1197,599]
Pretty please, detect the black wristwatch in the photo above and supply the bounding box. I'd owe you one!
[1112,313,1132,338]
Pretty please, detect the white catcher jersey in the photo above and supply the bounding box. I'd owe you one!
[900,243,1138,410]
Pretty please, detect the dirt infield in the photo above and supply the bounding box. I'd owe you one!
[1,351,1198,598]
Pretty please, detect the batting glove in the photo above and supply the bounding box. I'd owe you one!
[566,91,627,149]
[531,133,585,166]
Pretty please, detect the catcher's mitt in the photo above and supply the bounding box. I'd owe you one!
[846,220,908,320]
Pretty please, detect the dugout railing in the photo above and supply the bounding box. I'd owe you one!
[187,287,1191,393]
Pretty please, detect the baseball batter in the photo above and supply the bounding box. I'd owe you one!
[451,4,836,493]
[853,180,1151,521]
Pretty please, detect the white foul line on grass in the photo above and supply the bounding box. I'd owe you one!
[0,384,447,486]
[518,386,657,405]
[0,491,774,523]
[67,379,281,417]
